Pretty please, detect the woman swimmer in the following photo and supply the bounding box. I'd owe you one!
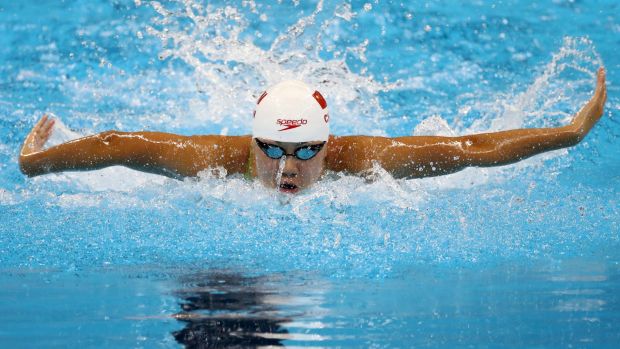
[19,68,608,194]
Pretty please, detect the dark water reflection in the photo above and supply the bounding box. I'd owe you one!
[165,260,620,348]
[171,271,290,348]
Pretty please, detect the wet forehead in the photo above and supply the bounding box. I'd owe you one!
[256,138,325,149]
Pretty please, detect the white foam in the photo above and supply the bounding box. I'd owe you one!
[0,188,17,205]
[467,37,602,133]
[140,0,395,135]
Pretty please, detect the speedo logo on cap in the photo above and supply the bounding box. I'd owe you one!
[277,118,307,131]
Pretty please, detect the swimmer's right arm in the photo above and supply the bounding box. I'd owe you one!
[19,117,251,179]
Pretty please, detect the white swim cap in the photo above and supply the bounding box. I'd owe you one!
[252,80,329,142]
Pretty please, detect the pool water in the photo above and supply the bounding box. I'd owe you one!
[1,0,619,347]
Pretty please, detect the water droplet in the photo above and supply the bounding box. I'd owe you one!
[275,156,286,191]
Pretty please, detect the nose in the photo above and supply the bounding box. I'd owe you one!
[281,155,298,178]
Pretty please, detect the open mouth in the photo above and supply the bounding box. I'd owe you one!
[279,183,299,193]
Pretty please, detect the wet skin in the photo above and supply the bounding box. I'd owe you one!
[19,68,608,192]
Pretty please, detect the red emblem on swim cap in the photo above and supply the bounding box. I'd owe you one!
[312,90,327,109]
[257,91,268,105]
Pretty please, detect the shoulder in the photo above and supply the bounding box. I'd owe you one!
[325,135,381,173]
[183,134,252,175]
[187,134,252,146]
[184,135,252,154]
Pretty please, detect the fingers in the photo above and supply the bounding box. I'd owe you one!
[40,118,55,136]
[35,115,54,134]
[591,67,607,114]
[33,114,48,131]
[35,119,54,146]
[595,67,605,93]
[596,67,607,106]
[28,114,55,150]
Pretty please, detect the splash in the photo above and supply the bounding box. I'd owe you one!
[468,37,603,133]
[275,155,292,204]
[275,156,286,190]
[142,0,394,135]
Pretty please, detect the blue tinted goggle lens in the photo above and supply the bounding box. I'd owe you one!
[265,146,284,159]
[295,147,319,160]
[255,139,324,161]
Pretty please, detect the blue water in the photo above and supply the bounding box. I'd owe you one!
[1,0,619,347]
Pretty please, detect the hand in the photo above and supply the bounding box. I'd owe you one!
[571,67,607,138]
[20,115,55,157]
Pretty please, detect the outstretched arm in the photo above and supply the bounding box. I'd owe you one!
[19,117,251,178]
[328,68,607,178]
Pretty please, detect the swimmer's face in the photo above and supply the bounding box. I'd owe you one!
[252,138,327,194]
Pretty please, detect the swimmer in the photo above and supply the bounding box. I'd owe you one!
[19,68,607,194]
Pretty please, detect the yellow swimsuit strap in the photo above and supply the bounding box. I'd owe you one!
[244,145,255,180]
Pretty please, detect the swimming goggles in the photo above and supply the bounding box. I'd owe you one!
[255,138,325,160]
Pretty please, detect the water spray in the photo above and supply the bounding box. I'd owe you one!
[275,156,290,204]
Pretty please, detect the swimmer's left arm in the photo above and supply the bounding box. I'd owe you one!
[331,68,607,179]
